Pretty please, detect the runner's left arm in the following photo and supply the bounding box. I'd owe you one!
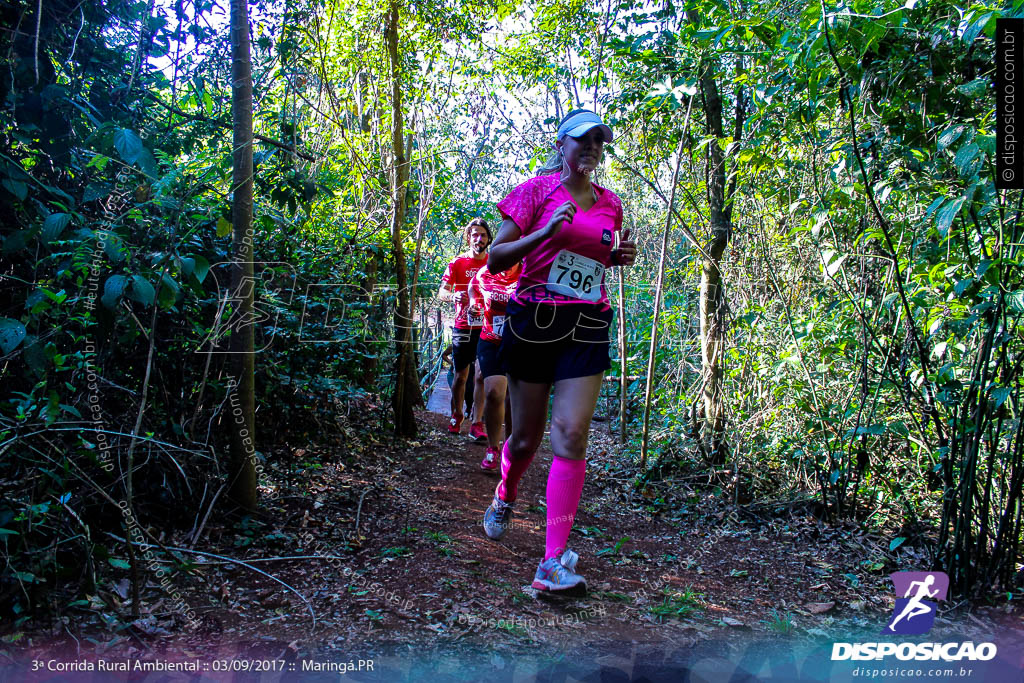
[611,228,636,267]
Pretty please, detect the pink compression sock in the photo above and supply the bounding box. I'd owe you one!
[544,456,586,561]
[497,441,535,503]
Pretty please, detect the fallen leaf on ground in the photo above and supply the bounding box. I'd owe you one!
[131,618,171,636]
[806,601,835,614]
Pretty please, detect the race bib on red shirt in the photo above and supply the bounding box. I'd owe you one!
[441,256,486,328]
[472,264,522,342]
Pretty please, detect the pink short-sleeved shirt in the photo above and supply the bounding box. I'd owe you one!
[496,174,622,308]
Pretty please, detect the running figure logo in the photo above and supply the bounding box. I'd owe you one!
[883,571,949,635]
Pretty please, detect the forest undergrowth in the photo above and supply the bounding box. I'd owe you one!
[5,406,1019,663]
[3,0,1024,667]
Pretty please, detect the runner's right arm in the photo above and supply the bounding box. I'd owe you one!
[487,203,576,273]
[437,282,465,303]
[438,263,468,304]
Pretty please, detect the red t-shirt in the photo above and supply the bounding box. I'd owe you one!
[470,263,522,343]
[496,174,622,309]
[441,254,487,329]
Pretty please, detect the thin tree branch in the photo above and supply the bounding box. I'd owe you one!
[106,533,318,629]
[144,92,317,161]
[607,148,713,262]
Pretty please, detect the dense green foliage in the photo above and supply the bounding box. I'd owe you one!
[0,0,1020,628]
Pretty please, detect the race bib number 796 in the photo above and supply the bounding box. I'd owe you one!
[547,250,604,302]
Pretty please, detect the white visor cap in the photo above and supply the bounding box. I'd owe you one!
[557,111,613,143]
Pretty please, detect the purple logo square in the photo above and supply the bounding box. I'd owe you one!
[882,571,949,635]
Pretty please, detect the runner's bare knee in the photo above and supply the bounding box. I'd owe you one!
[551,415,588,458]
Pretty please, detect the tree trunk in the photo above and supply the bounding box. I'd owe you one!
[640,136,686,466]
[617,265,627,445]
[386,0,420,436]
[698,66,732,466]
[410,158,434,294]
[354,64,381,386]
[227,0,257,509]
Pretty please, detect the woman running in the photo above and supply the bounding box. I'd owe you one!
[481,109,636,596]
[468,261,522,471]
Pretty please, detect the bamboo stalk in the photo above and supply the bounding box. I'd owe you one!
[617,261,627,445]
[640,129,688,467]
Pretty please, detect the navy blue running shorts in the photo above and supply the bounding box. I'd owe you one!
[452,326,481,373]
[498,300,612,384]
[476,338,505,379]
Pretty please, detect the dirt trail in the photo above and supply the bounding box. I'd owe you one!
[13,406,1023,681]
[293,409,1020,654]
